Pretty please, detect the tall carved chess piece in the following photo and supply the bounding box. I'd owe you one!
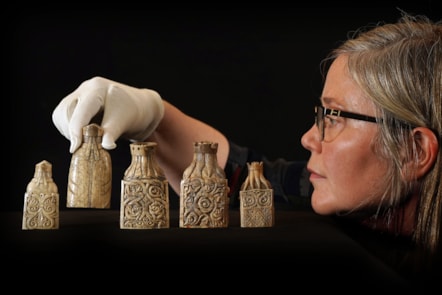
[240,161,274,227]
[22,160,59,230]
[180,141,229,228]
[67,123,112,208]
[120,142,169,229]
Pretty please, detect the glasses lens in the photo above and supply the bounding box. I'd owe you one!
[315,106,324,141]
[315,105,382,142]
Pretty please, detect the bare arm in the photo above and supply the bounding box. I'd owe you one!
[146,100,230,195]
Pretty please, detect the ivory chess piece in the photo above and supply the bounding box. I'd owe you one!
[22,160,59,230]
[180,141,229,228]
[67,123,112,208]
[120,142,169,229]
[240,161,274,227]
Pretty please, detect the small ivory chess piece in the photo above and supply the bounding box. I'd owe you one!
[22,160,59,230]
[240,161,274,227]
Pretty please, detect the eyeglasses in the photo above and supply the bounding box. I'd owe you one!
[315,105,379,141]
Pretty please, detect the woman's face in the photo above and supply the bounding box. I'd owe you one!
[301,55,389,215]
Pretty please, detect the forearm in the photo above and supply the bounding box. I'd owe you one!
[147,100,229,195]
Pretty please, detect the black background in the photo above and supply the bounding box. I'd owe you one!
[7,3,441,211]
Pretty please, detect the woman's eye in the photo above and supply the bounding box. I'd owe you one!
[324,115,339,127]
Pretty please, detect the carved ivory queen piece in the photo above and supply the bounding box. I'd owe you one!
[180,141,229,228]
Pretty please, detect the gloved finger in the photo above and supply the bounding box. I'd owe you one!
[100,84,139,150]
[52,92,76,141]
[68,88,106,153]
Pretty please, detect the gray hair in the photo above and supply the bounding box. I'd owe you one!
[323,13,441,258]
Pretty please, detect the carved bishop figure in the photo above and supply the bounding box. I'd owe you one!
[22,160,59,230]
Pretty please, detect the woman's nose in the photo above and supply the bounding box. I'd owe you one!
[301,124,321,152]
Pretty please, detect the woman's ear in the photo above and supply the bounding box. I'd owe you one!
[402,127,439,181]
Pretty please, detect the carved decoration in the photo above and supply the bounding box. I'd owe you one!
[240,161,274,227]
[67,124,112,208]
[180,141,229,228]
[22,160,59,230]
[120,142,169,229]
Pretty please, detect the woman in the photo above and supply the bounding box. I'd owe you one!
[52,13,441,279]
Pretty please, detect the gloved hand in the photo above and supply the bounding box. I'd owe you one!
[52,76,164,153]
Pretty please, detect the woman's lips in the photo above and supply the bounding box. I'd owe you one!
[307,167,324,181]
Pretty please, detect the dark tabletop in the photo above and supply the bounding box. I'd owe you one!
[2,208,422,291]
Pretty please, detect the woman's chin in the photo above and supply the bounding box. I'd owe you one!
[310,196,335,215]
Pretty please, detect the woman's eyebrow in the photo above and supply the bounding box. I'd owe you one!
[321,96,334,105]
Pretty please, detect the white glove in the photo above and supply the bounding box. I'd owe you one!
[52,76,164,153]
